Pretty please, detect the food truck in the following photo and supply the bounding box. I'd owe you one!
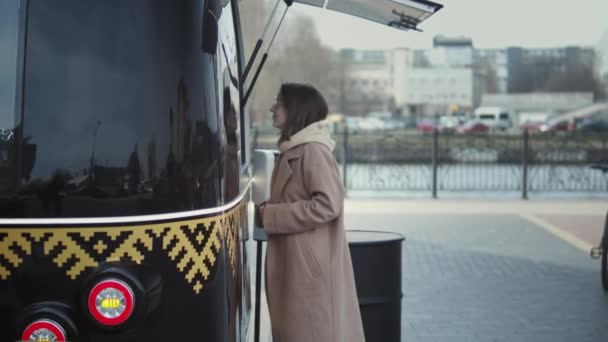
[0,0,442,340]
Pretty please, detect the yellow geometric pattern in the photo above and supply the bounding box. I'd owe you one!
[0,232,33,280]
[222,204,243,278]
[0,201,243,294]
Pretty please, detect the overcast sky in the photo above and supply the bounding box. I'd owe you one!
[290,0,608,50]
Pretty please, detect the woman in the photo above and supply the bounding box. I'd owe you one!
[257,83,365,342]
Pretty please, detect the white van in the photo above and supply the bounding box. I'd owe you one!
[474,107,512,131]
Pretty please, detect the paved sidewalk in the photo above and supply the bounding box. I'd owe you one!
[344,198,608,342]
[255,198,608,341]
[345,198,607,252]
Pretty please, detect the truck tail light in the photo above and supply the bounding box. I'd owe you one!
[82,263,162,330]
[21,319,66,342]
[88,279,135,326]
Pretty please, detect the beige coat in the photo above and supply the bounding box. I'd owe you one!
[262,122,365,342]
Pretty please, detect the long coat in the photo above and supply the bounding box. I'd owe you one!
[262,142,365,342]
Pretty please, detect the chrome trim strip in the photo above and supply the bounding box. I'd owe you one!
[0,179,253,226]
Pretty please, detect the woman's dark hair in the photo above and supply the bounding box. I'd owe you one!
[277,83,328,144]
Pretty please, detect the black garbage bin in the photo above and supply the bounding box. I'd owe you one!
[347,230,405,342]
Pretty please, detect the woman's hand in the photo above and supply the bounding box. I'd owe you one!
[256,201,268,227]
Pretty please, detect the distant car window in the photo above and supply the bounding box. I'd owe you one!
[499,113,509,119]
[479,114,495,120]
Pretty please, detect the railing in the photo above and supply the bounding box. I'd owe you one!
[253,129,608,197]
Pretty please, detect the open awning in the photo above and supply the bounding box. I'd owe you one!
[241,0,443,106]
[294,0,443,31]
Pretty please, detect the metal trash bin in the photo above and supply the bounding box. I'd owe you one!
[347,230,405,342]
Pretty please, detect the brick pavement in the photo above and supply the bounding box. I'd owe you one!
[344,199,608,342]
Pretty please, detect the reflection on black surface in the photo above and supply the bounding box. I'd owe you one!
[0,124,36,216]
[125,143,142,195]
[0,0,23,215]
[0,0,20,131]
[202,0,221,54]
[0,0,248,341]
[150,79,220,211]
[193,119,220,208]
[1,0,225,218]
[223,87,240,201]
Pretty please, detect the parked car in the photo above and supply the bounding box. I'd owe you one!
[362,112,406,131]
[456,120,489,134]
[520,121,543,133]
[438,115,461,133]
[540,119,569,133]
[345,117,362,133]
[358,117,386,131]
[416,119,436,133]
[576,118,608,133]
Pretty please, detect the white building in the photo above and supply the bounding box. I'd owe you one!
[418,35,475,68]
[391,48,415,102]
[395,68,483,116]
[341,47,483,117]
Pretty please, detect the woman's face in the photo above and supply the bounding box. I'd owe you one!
[271,97,288,129]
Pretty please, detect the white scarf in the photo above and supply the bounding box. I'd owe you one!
[278,120,336,153]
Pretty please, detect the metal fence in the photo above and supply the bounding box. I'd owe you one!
[253,129,608,197]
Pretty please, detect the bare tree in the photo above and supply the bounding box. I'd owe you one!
[413,51,431,68]
[335,59,356,114]
[543,65,604,100]
[239,0,272,57]
[508,60,538,93]
[602,71,608,100]
[508,52,602,98]
[474,57,499,94]
[238,0,351,121]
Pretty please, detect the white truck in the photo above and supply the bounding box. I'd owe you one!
[474,106,513,131]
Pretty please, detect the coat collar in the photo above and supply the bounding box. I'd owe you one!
[271,145,304,202]
[278,120,336,153]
